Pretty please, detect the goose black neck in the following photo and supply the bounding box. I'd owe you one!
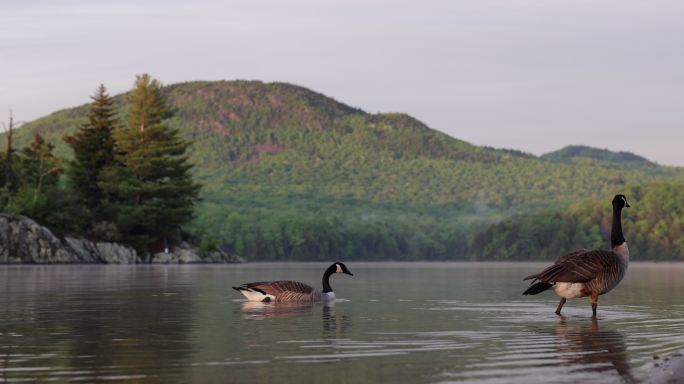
[322,264,336,293]
[611,205,625,247]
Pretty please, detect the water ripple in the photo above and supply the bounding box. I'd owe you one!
[1,263,683,383]
[276,337,478,362]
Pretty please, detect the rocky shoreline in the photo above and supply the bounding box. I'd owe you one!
[648,350,684,384]
[0,213,244,264]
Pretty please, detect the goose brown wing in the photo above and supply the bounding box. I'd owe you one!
[531,250,622,283]
[242,280,315,296]
[554,248,590,264]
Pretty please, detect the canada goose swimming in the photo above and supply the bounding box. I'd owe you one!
[232,262,353,302]
[523,194,630,316]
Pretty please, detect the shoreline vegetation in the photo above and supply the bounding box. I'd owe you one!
[1,75,207,263]
[0,213,243,264]
[2,78,684,262]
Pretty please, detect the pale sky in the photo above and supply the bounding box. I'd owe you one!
[2,0,683,165]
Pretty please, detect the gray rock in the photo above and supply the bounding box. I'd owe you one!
[151,248,202,264]
[203,249,245,263]
[63,237,100,263]
[648,350,684,384]
[95,242,139,264]
[177,249,202,263]
[0,214,140,264]
[202,251,221,263]
[0,214,81,264]
[0,213,239,264]
[151,252,176,264]
[64,237,139,264]
[151,247,243,264]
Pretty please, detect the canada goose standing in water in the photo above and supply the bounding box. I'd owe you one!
[523,194,630,316]
[233,262,353,302]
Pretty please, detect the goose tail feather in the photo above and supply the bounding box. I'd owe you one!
[522,274,537,282]
[523,282,554,296]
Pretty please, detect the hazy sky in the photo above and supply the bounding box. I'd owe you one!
[2,0,683,164]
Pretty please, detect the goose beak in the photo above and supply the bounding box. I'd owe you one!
[625,202,631,208]
[344,271,354,276]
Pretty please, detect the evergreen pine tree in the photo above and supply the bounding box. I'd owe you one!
[11,133,63,220]
[100,74,199,252]
[1,110,19,209]
[64,84,117,222]
[16,133,61,191]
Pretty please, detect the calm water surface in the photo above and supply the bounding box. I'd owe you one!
[0,262,683,383]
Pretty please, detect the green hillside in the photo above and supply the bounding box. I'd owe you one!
[471,182,684,261]
[7,80,684,260]
[542,145,653,167]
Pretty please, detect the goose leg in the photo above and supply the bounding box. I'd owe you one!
[555,298,566,316]
[590,293,599,317]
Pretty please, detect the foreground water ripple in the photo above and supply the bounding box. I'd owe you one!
[0,263,683,383]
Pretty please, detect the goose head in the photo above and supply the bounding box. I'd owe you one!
[333,262,354,276]
[612,194,630,209]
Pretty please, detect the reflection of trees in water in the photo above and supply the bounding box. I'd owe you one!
[555,317,637,384]
[0,267,196,382]
[64,287,196,377]
[1,338,9,383]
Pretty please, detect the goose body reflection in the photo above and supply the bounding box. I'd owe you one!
[554,317,637,384]
[239,300,348,334]
[240,300,317,319]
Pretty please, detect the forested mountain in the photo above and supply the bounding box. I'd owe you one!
[6,81,684,260]
[471,183,684,261]
[542,145,653,167]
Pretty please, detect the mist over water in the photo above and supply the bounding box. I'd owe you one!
[0,263,682,383]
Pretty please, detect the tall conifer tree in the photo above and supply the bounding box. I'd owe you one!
[100,74,199,252]
[11,133,63,222]
[64,84,117,222]
[17,133,61,194]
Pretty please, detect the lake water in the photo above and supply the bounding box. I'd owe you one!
[0,262,683,383]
